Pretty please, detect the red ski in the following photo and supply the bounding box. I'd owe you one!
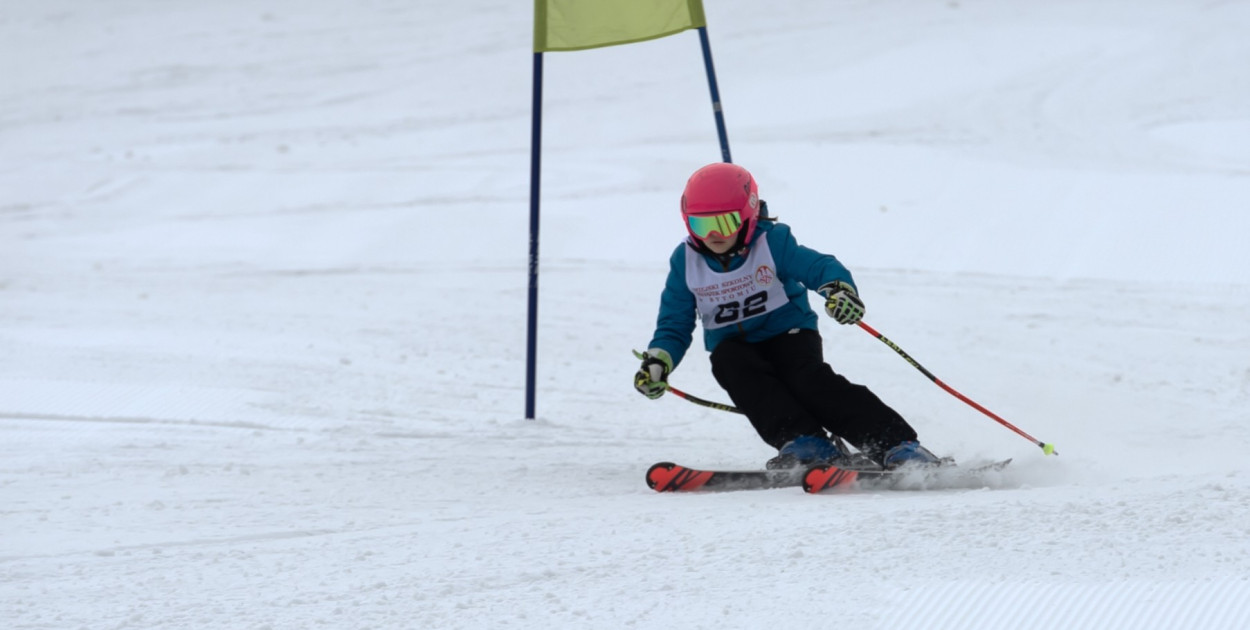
[646,462,804,492]
[801,464,880,493]
[803,459,1012,494]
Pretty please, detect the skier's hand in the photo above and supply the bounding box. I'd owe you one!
[818,281,865,325]
[632,348,673,399]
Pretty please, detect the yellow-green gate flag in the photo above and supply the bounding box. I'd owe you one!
[534,0,707,52]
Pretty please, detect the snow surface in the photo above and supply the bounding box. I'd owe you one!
[3,1,1250,628]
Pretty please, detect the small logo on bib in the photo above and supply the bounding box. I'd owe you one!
[755,265,776,286]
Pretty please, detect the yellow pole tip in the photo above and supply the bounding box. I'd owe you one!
[1042,443,1057,456]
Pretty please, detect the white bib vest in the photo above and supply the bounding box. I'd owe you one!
[685,237,789,329]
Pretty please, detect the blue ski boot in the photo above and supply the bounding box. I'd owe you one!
[766,435,842,470]
[882,440,941,469]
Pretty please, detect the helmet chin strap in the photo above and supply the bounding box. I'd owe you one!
[726,228,749,256]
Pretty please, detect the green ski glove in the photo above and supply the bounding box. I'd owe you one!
[819,280,865,325]
[632,348,673,399]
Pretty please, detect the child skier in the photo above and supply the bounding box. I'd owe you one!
[634,162,940,470]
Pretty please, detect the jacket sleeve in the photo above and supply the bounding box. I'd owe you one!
[646,245,698,369]
[769,222,857,294]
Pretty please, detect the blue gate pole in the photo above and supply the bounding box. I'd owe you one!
[697,26,732,163]
[525,51,543,420]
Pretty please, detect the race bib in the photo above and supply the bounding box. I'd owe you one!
[685,237,789,330]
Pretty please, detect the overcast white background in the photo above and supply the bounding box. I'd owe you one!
[3,1,1249,628]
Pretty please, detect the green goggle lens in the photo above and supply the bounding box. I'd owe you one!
[687,211,743,239]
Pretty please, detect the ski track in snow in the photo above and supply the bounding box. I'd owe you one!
[3,1,1250,629]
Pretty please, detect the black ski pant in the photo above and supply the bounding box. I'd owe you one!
[709,328,917,461]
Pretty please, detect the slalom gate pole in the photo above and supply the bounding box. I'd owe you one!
[524,51,544,420]
[695,26,732,164]
[856,320,1058,456]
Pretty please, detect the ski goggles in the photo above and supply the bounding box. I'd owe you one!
[687,210,743,239]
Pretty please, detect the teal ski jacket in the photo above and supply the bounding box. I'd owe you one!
[646,220,857,369]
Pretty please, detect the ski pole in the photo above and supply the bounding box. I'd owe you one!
[666,385,743,414]
[856,320,1058,456]
[666,384,858,456]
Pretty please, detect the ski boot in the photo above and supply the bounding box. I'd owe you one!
[766,435,842,470]
[882,440,941,469]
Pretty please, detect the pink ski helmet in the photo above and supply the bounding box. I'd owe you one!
[680,163,760,245]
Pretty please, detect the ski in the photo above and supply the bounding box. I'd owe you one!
[646,458,1013,494]
[646,461,805,492]
[803,458,1013,494]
